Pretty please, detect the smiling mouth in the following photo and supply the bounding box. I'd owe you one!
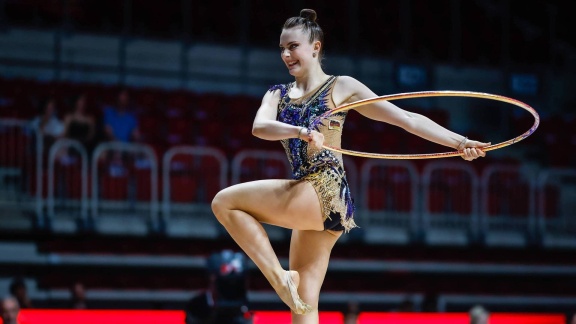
[287,61,298,67]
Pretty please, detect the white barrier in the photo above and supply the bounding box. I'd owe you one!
[360,160,420,244]
[480,164,536,247]
[2,116,575,247]
[90,141,158,235]
[161,146,228,238]
[46,138,89,232]
[537,168,576,248]
[231,149,290,185]
[0,119,43,228]
[421,161,479,245]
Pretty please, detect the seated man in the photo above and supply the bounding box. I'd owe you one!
[103,89,140,143]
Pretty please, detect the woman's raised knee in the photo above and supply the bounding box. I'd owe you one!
[211,189,231,221]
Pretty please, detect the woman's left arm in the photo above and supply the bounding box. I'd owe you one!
[333,76,490,161]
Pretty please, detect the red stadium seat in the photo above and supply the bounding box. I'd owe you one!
[100,165,130,201]
[170,175,198,203]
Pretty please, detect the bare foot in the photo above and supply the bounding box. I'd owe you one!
[274,270,313,315]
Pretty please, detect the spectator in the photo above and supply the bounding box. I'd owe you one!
[29,97,64,146]
[69,281,87,309]
[1,296,20,324]
[8,278,31,309]
[102,89,140,143]
[469,305,489,324]
[63,94,96,153]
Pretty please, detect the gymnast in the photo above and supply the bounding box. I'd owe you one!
[211,8,488,323]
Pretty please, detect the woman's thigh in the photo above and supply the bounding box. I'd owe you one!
[213,179,325,231]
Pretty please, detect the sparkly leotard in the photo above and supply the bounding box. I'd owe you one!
[269,76,357,232]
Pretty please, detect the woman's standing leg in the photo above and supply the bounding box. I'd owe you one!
[289,229,342,324]
[211,179,324,314]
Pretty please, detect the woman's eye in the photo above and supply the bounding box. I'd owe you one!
[280,44,298,52]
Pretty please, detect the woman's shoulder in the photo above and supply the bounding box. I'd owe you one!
[334,75,362,88]
[267,81,291,97]
[258,84,283,109]
[332,75,364,106]
[264,81,291,106]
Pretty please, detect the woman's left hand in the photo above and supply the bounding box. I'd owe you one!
[460,140,490,161]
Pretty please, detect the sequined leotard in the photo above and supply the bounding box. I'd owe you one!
[269,76,357,232]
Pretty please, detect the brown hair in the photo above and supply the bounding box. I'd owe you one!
[283,9,325,61]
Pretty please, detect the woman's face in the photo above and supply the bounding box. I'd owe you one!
[279,27,319,77]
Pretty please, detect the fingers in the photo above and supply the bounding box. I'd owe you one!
[465,148,478,159]
[311,136,324,150]
[458,139,489,161]
[466,140,491,148]
[461,147,486,161]
[307,131,324,150]
[474,141,491,148]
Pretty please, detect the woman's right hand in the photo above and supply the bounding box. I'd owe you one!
[306,129,324,150]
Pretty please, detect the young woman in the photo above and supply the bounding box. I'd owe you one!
[63,94,96,153]
[211,9,489,323]
[30,97,65,141]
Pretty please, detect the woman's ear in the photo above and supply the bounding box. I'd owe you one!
[313,40,321,52]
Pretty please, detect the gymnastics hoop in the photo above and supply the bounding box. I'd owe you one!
[314,90,540,159]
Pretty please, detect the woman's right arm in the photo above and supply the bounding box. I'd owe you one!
[252,89,306,141]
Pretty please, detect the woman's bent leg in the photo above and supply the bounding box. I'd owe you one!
[211,179,324,314]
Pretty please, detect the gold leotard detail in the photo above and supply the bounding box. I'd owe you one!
[273,76,357,233]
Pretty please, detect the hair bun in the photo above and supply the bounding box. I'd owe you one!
[300,9,317,22]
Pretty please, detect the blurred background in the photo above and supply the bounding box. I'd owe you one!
[0,0,575,322]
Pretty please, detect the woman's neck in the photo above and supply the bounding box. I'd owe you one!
[293,65,329,93]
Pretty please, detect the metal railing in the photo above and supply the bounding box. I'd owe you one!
[47,139,89,230]
[162,146,228,214]
[360,160,420,244]
[537,168,576,248]
[480,164,536,246]
[0,119,43,225]
[421,161,479,245]
[161,146,227,238]
[90,142,159,234]
[231,149,290,185]
[0,119,574,248]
